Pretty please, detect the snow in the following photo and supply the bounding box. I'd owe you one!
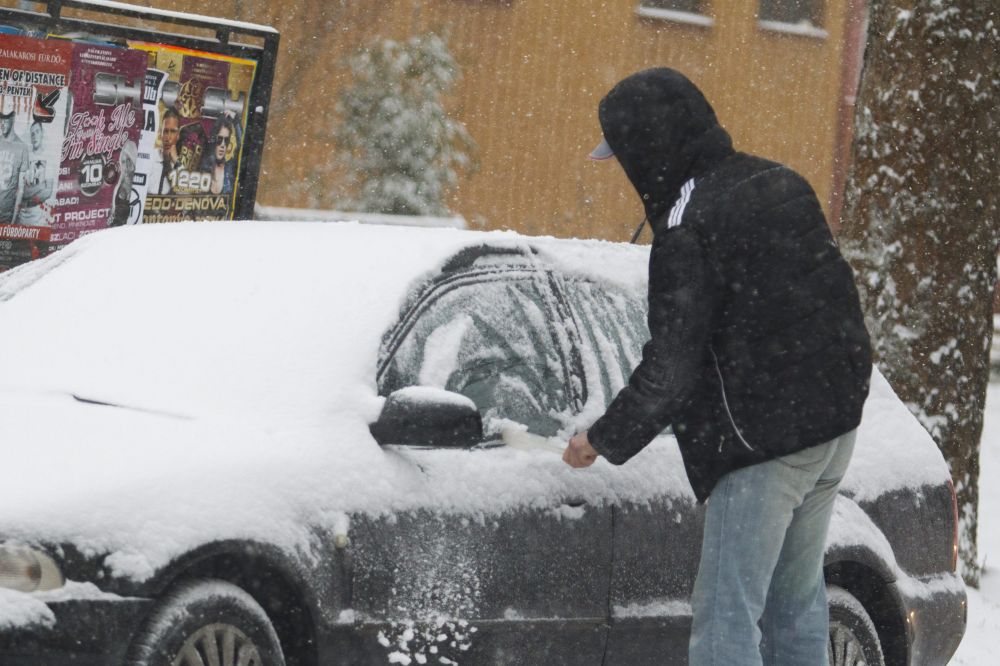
[391,386,476,411]
[613,599,691,618]
[379,619,475,665]
[73,0,278,34]
[548,504,587,521]
[0,581,134,630]
[827,497,965,600]
[634,6,716,29]
[253,204,467,229]
[419,316,474,387]
[33,580,136,603]
[841,368,951,501]
[756,19,829,40]
[950,380,1000,664]
[0,589,54,630]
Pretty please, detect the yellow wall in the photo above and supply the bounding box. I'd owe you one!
[69,0,852,241]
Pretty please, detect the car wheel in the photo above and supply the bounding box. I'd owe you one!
[128,578,286,666]
[828,585,885,666]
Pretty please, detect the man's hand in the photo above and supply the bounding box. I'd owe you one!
[564,430,599,468]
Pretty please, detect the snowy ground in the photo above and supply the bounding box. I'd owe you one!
[949,381,1000,664]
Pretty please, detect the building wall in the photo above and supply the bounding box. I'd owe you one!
[112,0,854,241]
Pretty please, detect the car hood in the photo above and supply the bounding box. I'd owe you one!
[0,389,393,580]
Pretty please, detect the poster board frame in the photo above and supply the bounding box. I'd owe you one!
[0,0,279,222]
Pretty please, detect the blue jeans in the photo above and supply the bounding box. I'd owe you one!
[688,429,856,666]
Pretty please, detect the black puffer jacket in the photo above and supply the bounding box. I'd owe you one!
[587,68,872,502]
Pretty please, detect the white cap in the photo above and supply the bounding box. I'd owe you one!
[588,138,614,161]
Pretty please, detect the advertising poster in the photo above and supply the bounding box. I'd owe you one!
[0,34,71,272]
[50,41,146,252]
[129,42,256,223]
[133,65,167,226]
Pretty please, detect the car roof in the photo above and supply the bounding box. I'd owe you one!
[0,221,649,418]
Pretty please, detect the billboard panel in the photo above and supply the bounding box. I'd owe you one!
[0,34,71,271]
[50,40,146,251]
[0,1,278,273]
[129,42,256,224]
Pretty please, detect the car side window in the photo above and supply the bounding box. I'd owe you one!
[380,274,574,437]
[563,279,649,409]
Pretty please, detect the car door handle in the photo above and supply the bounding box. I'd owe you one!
[564,499,588,508]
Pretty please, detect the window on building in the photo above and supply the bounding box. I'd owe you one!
[641,0,703,12]
[636,1,713,28]
[759,0,823,27]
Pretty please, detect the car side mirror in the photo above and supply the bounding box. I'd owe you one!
[370,387,483,449]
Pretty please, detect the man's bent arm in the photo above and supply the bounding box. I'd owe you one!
[588,226,715,464]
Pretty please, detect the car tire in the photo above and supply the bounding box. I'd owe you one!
[828,584,885,666]
[128,578,286,666]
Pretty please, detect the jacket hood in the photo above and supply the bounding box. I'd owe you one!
[598,68,734,227]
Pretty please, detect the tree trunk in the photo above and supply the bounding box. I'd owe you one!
[839,1,1000,586]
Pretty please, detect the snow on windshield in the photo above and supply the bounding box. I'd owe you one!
[0,221,646,418]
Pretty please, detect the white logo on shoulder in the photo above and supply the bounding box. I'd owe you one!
[667,178,696,229]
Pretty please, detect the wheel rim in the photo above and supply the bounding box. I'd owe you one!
[828,620,869,666]
[171,622,263,666]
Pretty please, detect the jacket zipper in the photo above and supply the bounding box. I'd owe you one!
[710,347,755,453]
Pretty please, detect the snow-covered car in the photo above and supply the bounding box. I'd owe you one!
[0,223,965,665]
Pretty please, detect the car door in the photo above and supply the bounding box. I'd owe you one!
[347,253,612,665]
[561,276,702,665]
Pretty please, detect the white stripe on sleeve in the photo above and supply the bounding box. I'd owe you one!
[667,178,696,229]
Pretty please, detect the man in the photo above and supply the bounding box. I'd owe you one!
[109,141,138,227]
[563,68,872,665]
[0,108,29,225]
[15,121,54,227]
[152,107,180,194]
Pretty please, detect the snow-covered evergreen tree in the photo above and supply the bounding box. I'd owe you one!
[334,32,475,216]
[840,1,1000,585]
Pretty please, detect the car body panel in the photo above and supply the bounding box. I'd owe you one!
[0,594,152,666]
[896,579,967,665]
[347,504,612,664]
[604,495,702,664]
